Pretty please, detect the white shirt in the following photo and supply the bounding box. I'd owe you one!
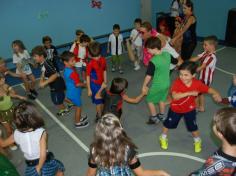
[130,29,142,47]
[14,128,45,160]
[170,0,180,17]
[13,50,32,75]
[162,42,180,70]
[108,33,123,55]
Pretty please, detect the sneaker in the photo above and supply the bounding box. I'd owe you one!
[9,144,18,151]
[80,115,88,122]
[119,69,124,74]
[194,140,202,153]
[159,136,168,150]
[30,89,38,96]
[57,109,69,116]
[27,93,36,100]
[111,67,116,72]
[146,115,160,125]
[95,113,101,123]
[67,103,74,110]
[158,114,165,122]
[134,64,141,71]
[75,121,89,128]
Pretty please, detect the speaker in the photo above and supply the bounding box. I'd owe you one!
[225,8,236,46]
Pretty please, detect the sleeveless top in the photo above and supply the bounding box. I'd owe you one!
[0,95,13,111]
[183,15,197,44]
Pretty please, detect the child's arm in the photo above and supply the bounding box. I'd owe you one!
[208,87,222,103]
[142,75,152,93]
[36,131,47,174]
[0,135,15,148]
[123,87,148,104]
[103,70,107,84]
[190,56,200,62]
[6,85,26,100]
[95,82,107,99]
[87,76,92,97]
[172,91,198,100]
[39,72,58,88]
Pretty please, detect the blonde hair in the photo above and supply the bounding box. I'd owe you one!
[90,113,137,168]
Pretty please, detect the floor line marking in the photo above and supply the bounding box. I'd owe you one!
[138,152,205,163]
[20,84,90,153]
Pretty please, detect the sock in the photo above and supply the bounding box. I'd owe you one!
[193,137,201,142]
[161,133,167,139]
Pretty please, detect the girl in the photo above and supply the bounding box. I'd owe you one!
[171,0,197,61]
[0,101,65,176]
[86,113,170,176]
[159,61,222,153]
[0,74,26,150]
[12,40,38,99]
[172,16,183,54]
[95,77,147,120]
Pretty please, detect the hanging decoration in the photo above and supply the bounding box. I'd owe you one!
[91,0,102,9]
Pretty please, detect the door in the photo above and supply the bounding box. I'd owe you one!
[141,0,152,22]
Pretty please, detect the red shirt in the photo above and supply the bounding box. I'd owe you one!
[86,57,106,85]
[72,43,89,63]
[69,67,81,85]
[170,78,209,113]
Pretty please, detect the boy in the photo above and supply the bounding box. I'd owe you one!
[32,46,70,116]
[87,42,107,120]
[190,35,218,112]
[107,24,124,74]
[61,51,89,128]
[42,36,58,62]
[159,62,222,153]
[142,37,171,124]
[129,18,143,71]
[71,34,91,82]
[190,107,236,175]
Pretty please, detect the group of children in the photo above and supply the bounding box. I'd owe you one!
[0,14,235,175]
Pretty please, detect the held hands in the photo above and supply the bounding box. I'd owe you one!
[142,86,149,96]
[35,165,41,174]
[212,93,222,103]
[188,91,199,97]
[39,80,46,88]
[101,82,107,89]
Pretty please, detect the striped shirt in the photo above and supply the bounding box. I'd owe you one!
[198,52,217,86]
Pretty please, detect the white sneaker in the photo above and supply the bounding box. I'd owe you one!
[134,64,140,71]
[10,145,18,151]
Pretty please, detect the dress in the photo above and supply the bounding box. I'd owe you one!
[146,52,171,104]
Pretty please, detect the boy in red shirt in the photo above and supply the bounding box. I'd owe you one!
[87,42,107,121]
[159,61,222,153]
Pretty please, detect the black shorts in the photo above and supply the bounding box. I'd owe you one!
[163,109,198,132]
[50,91,65,105]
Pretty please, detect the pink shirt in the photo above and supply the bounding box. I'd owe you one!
[143,29,159,66]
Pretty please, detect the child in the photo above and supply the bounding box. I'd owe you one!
[0,74,26,150]
[142,37,171,124]
[0,101,65,176]
[71,29,84,46]
[96,77,148,119]
[221,75,236,107]
[172,16,183,54]
[86,113,170,176]
[61,51,89,128]
[190,35,218,112]
[129,18,143,71]
[158,20,171,37]
[12,40,38,99]
[159,61,222,153]
[32,46,71,116]
[87,42,107,120]
[107,24,124,74]
[190,107,236,175]
[72,34,91,82]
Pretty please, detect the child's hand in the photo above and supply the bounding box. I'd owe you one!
[157,170,170,176]
[35,165,41,174]
[101,82,107,89]
[213,93,222,103]
[189,91,198,96]
[88,89,92,97]
[39,81,46,88]
[142,86,149,95]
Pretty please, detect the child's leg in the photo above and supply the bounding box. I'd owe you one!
[28,74,36,90]
[21,74,30,92]
[111,55,117,70]
[147,102,160,124]
[75,106,81,124]
[148,102,157,116]
[96,104,103,117]
[51,91,69,116]
[158,101,166,114]
[56,171,64,176]
[117,55,123,71]
[198,94,205,112]
[2,122,13,138]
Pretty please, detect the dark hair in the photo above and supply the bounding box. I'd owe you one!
[141,21,152,32]
[42,36,52,44]
[60,51,75,62]
[12,40,26,50]
[13,101,45,132]
[185,0,194,11]
[134,18,142,24]
[80,34,91,43]
[110,78,128,94]
[213,107,236,145]
[31,45,47,58]
[179,61,198,75]
[113,24,120,30]
[204,35,218,47]
[88,42,101,57]
[75,29,84,36]
[145,37,162,50]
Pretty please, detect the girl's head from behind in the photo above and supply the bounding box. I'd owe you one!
[14,101,45,132]
[213,107,236,145]
[110,77,128,94]
[12,40,26,53]
[178,61,197,85]
[91,113,137,168]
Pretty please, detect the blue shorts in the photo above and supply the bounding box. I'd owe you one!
[50,91,65,105]
[163,109,198,132]
[90,82,104,105]
[67,96,82,107]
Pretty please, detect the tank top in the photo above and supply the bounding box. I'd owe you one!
[183,15,197,43]
[0,95,13,111]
